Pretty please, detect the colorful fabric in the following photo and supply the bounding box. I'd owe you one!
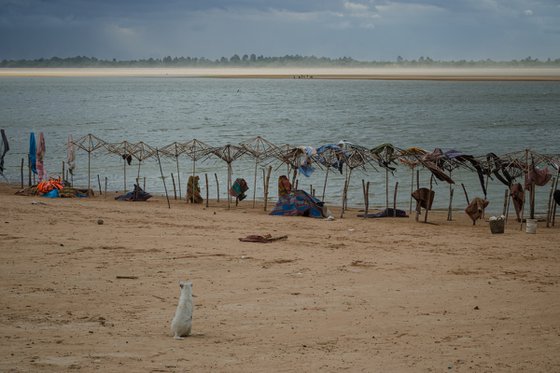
[67,134,76,176]
[36,132,46,182]
[29,132,37,175]
[0,129,9,176]
[230,178,249,201]
[278,175,292,197]
[270,190,326,218]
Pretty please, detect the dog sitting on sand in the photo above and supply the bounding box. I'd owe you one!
[171,280,193,339]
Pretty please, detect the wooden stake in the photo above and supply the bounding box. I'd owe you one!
[520,149,529,231]
[155,149,171,209]
[104,177,107,198]
[252,160,258,208]
[264,166,272,211]
[385,168,389,210]
[461,183,470,204]
[393,181,399,217]
[409,168,414,214]
[20,158,24,188]
[322,167,329,202]
[546,177,555,228]
[424,175,433,223]
[171,173,177,200]
[28,154,31,186]
[175,153,182,200]
[502,188,509,216]
[447,170,453,221]
[205,173,209,208]
[214,173,220,202]
[62,161,65,180]
[97,174,102,196]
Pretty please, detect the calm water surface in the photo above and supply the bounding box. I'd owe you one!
[1,77,559,213]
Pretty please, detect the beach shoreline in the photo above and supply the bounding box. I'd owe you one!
[1,183,559,372]
[1,67,560,81]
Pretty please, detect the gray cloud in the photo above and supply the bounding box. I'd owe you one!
[0,0,558,60]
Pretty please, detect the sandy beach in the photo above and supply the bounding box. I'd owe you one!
[1,183,559,372]
[1,67,560,80]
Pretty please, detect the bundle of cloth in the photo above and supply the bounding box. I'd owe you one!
[230,178,249,201]
[115,184,152,202]
[187,175,203,203]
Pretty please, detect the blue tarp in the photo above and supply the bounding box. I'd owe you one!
[270,190,326,218]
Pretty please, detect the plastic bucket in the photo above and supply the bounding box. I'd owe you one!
[526,219,537,234]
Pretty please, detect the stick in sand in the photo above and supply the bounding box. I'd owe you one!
[20,158,24,188]
[205,173,209,208]
[171,173,177,200]
[155,149,171,209]
[393,181,399,217]
[424,175,433,223]
[97,174,102,196]
[214,173,220,202]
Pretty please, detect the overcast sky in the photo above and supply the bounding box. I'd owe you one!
[1,0,559,61]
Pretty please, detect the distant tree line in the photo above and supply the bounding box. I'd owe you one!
[1,54,560,68]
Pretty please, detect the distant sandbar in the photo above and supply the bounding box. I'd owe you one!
[1,67,560,81]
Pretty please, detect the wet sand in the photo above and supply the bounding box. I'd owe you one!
[1,183,559,372]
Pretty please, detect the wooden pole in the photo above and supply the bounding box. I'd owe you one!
[322,167,329,202]
[252,159,258,208]
[447,170,453,221]
[366,182,370,217]
[520,149,529,230]
[20,158,24,188]
[340,177,348,219]
[155,149,171,209]
[104,177,107,198]
[87,151,91,191]
[28,154,31,186]
[123,157,127,192]
[205,173,209,208]
[264,166,272,211]
[176,155,182,200]
[546,177,555,228]
[214,173,220,202]
[143,177,146,191]
[227,163,232,209]
[393,181,399,217]
[505,186,512,224]
[424,175,433,223]
[385,168,389,210]
[502,188,509,216]
[97,174,102,196]
[362,179,367,218]
[409,168,414,214]
[171,173,177,200]
[461,183,470,204]
[62,161,65,180]
[552,175,559,226]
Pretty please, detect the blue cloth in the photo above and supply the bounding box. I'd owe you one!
[29,132,37,175]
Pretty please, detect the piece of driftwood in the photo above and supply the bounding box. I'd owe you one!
[239,234,288,243]
[116,275,138,279]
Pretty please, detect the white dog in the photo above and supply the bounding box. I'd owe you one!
[171,280,193,339]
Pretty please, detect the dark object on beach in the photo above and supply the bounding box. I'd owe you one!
[465,197,489,225]
[270,190,327,218]
[97,219,104,225]
[412,188,434,210]
[0,129,9,178]
[115,184,152,202]
[554,190,560,206]
[239,234,288,243]
[230,178,249,202]
[357,208,408,218]
[510,183,524,221]
[187,175,203,203]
